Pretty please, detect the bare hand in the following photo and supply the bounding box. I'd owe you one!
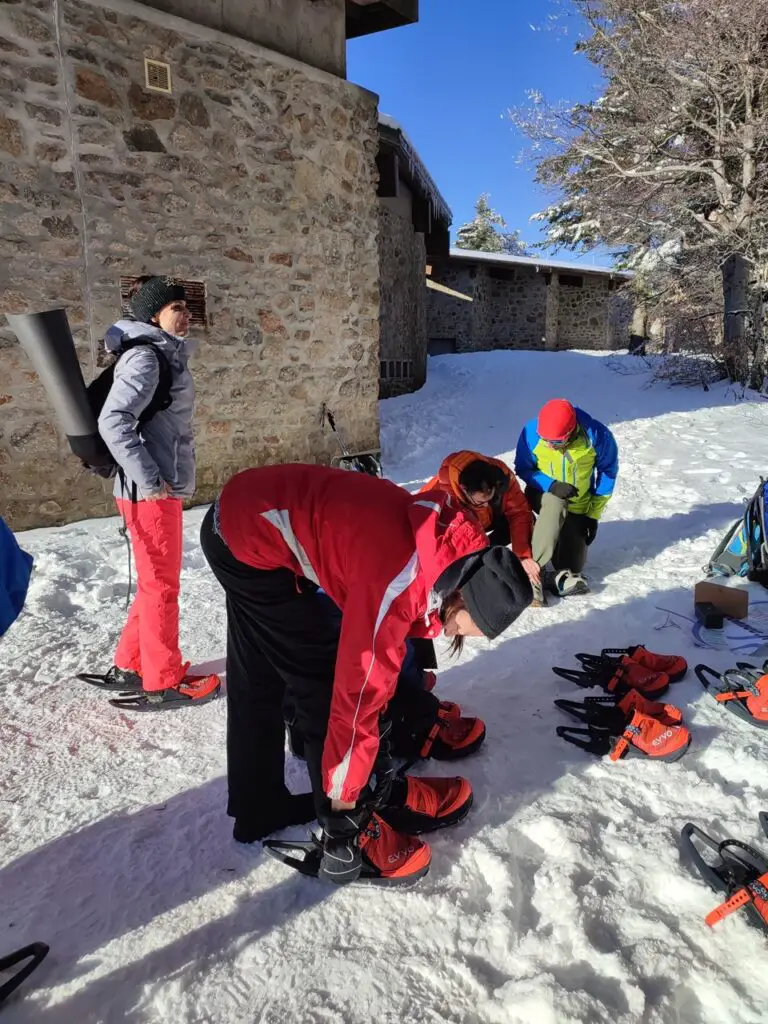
[331,799,356,812]
[145,482,173,501]
[520,558,541,583]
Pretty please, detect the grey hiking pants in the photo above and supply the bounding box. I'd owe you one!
[526,487,589,574]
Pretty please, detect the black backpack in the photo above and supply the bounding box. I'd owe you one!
[69,339,173,479]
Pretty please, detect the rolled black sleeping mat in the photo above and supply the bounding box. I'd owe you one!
[6,308,113,472]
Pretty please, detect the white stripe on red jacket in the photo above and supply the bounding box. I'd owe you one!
[218,464,489,803]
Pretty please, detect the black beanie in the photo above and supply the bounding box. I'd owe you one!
[129,276,186,324]
[459,547,533,640]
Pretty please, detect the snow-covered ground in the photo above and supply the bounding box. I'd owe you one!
[3,350,768,1024]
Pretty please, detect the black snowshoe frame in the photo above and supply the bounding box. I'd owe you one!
[695,662,768,729]
[681,816,768,932]
[76,670,143,693]
[108,685,221,712]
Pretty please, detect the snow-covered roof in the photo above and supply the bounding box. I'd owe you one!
[378,113,452,227]
[447,248,632,279]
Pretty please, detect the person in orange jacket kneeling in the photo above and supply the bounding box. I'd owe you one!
[421,451,540,590]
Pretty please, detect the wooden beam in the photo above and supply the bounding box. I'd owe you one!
[427,278,473,302]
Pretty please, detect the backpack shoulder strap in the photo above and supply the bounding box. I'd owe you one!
[116,339,173,424]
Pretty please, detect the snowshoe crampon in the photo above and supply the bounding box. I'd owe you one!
[553,659,671,699]
[109,672,221,712]
[0,942,49,1006]
[576,645,688,683]
[695,663,768,728]
[681,823,768,931]
[555,691,690,762]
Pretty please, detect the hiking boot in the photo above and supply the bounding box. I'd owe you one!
[358,813,431,884]
[379,775,473,834]
[553,569,590,597]
[421,701,486,760]
[233,792,316,844]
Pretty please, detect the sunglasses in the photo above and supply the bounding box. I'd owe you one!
[461,487,495,507]
[543,434,574,449]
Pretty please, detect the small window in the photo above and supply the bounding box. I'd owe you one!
[559,274,584,288]
[144,58,172,95]
[120,276,207,327]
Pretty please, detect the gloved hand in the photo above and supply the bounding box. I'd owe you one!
[584,517,599,546]
[318,804,369,885]
[549,481,578,500]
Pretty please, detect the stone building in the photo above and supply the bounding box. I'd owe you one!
[0,0,418,529]
[376,114,450,398]
[427,249,632,356]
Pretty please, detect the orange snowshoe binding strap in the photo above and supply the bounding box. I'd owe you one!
[555,693,689,762]
[553,660,671,699]
[681,818,768,932]
[576,645,688,683]
[695,663,768,728]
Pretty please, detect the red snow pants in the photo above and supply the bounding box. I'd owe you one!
[114,497,184,692]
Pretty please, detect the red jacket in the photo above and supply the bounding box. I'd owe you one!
[421,450,534,560]
[218,464,488,803]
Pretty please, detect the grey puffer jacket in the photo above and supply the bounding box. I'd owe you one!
[98,319,196,500]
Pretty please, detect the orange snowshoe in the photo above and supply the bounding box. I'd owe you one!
[695,662,768,728]
[681,814,768,932]
[553,660,671,699]
[577,645,688,683]
[555,690,690,762]
[264,813,431,887]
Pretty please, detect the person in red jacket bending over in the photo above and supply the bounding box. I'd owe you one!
[201,464,532,886]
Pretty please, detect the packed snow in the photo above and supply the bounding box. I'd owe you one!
[3,350,768,1024]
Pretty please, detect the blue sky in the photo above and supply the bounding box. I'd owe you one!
[347,0,610,265]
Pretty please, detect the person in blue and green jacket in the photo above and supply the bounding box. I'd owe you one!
[515,399,618,603]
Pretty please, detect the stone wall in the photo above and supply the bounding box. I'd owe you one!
[425,264,473,350]
[427,260,627,354]
[378,199,426,398]
[608,288,634,349]
[556,274,612,350]
[473,265,547,351]
[0,0,380,530]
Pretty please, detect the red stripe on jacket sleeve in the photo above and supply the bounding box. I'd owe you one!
[322,553,418,803]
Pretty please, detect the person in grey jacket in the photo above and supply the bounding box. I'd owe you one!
[95,275,220,709]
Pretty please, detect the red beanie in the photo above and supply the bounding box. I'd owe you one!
[537,399,577,442]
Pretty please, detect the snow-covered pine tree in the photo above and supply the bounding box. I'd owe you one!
[455,194,529,255]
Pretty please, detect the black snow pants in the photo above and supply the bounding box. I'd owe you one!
[200,506,440,824]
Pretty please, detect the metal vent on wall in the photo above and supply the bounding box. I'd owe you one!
[120,278,207,328]
[144,58,172,94]
[379,359,413,381]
